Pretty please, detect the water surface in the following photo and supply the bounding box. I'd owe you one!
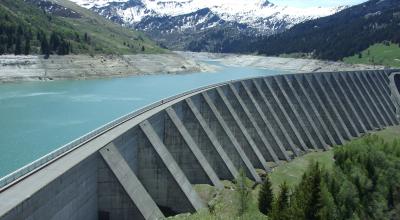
[0,59,288,177]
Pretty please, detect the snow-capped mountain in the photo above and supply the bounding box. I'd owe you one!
[70,0,347,51]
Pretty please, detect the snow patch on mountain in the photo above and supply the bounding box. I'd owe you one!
[71,0,346,32]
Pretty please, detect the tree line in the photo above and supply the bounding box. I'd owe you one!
[0,12,74,57]
[253,4,400,61]
[258,135,400,220]
[206,0,400,62]
[0,14,32,55]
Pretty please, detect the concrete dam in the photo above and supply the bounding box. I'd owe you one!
[1,70,400,220]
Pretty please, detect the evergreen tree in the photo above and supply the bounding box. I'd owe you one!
[75,33,80,42]
[24,39,30,55]
[272,182,290,220]
[235,168,251,217]
[6,27,14,52]
[57,39,70,55]
[40,34,50,59]
[289,162,327,220]
[50,31,60,52]
[14,34,22,55]
[84,32,90,44]
[258,175,274,216]
[304,163,324,220]
[13,25,23,55]
[17,25,23,35]
[24,29,32,55]
[0,44,5,54]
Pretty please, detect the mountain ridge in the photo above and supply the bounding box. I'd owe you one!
[72,0,346,32]
[70,0,347,50]
[249,0,400,61]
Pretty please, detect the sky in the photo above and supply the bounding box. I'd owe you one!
[271,0,368,8]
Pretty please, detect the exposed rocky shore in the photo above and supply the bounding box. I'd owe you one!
[0,51,387,83]
[179,51,385,73]
[0,53,214,83]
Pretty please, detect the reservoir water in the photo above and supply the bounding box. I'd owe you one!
[0,60,287,178]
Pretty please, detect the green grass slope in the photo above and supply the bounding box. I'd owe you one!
[343,42,400,67]
[268,151,334,194]
[0,0,164,55]
[169,125,400,219]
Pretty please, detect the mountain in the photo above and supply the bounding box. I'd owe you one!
[70,0,346,51]
[245,0,400,61]
[0,0,163,56]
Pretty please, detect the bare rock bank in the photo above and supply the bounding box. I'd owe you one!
[0,53,214,83]
[179,51,386,73]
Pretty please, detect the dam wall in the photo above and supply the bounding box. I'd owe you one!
[0,70,399,220]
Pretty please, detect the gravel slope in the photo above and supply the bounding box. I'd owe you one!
[179,51,386,73]
[0,52,215,83]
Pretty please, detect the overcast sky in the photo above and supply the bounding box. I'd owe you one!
[270,0,368,8]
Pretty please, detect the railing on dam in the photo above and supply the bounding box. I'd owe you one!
[0,69,399,220]
[0,76,256,190]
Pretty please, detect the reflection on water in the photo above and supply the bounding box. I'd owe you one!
[0,59,288,177]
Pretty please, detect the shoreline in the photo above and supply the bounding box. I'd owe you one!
[0,51,390,84]
[0,52,216,83]
[178,51,387,73]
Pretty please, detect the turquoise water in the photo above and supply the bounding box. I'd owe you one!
[0,60,287,177]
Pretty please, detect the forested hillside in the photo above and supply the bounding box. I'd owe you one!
[0,0,163,56]
[270,135,400,220]
[216,0,400,62]
[170,128,400,220]
[255,0,400,61]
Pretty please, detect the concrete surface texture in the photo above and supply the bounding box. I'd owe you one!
[0,70,399,220]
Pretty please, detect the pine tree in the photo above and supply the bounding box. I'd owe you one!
[0,44,5,55]
[14,26,24,55]
[50,32,60,52]
[289,162,328,220]
[6,27,14,52]
[57,39,70,55]
[305,163,324,220]
[75,33,80,42]
[14,35,22,55]
[24,39,30,55]
[272,182,290,220]
[235,168,251,217]
[40,34,50,59]
[84,32,90,44]
[258,175,274,216]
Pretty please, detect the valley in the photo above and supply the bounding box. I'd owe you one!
[71,0,345,51]
[0,0,400,219]
[68,0,399,67]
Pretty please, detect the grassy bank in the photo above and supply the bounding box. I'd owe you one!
[268,151,334,194]
[343,42,400,67]
[169,126,400,219]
